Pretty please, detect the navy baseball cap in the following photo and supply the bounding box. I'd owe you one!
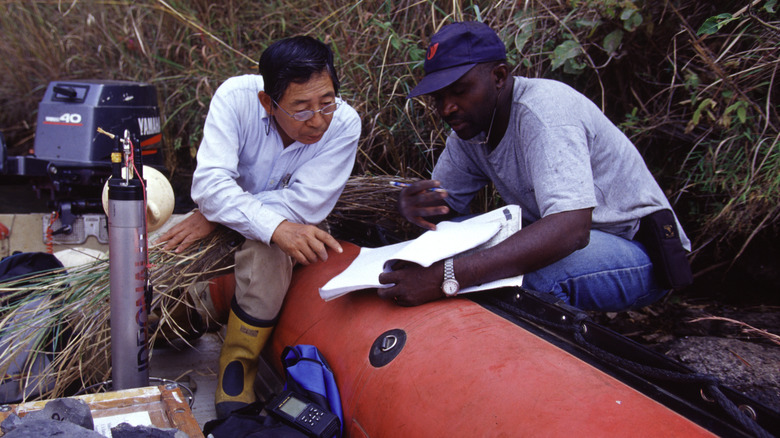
[407,21,506,98]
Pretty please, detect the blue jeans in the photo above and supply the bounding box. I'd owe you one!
[522,230,668,312]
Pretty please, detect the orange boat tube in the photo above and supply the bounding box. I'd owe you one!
[269,242,715,437]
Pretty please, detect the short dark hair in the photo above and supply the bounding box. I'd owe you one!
[258,36,340,103]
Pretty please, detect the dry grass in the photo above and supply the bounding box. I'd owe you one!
[0,0,777,261]
[0,226,242,401]
[0,0,778,400]
[690,315,780,346]
[328,175,422,246]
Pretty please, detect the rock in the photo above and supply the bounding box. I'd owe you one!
[1,398,99,437]
[23,397,94,430]
[0,414,24,434]
[110,422,189,438]
[665,336,780,411]
[1,418,103,437]
[0,398,189,438]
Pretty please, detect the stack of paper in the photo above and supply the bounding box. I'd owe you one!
[319,205,523,301]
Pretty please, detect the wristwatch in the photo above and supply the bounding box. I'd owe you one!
[441,257,460,297]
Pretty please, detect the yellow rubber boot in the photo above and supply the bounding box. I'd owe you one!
[214,307,273,419]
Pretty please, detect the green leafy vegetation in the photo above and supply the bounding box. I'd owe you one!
[0,0,777,290]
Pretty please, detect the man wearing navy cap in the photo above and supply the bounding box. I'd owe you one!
[378,21,691,311]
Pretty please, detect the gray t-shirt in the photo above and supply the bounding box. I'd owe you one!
[432,76,690,249]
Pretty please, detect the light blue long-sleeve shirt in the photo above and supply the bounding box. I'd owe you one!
[191,74,361,244]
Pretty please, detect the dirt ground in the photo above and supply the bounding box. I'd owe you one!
[590,295,780,413]
[584,232,780,415]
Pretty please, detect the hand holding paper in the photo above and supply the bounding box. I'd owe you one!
[319,205,523,301]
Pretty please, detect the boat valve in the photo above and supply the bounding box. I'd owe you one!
[369,329,407,368]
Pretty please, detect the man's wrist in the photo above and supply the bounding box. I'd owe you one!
[441,257,460,297]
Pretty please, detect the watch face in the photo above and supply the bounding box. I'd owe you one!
[442,279,459,296]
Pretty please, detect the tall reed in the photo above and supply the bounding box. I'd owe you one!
[0,1,777,291]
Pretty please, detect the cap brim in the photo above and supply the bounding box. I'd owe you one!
[407,63,477,98]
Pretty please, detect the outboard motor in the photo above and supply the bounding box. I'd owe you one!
[2,80,164,244]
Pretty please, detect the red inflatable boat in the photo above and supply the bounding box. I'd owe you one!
[267,241,771,437]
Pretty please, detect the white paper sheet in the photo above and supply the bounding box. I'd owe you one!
[319,205,523,300]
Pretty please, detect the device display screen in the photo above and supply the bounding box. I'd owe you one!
[279,396,308,417]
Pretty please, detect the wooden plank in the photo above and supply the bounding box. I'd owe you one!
[0,385,202,437]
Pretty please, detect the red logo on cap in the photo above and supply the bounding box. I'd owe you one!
[427,43,439,60]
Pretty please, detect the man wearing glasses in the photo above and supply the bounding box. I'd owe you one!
[158,35,360,418]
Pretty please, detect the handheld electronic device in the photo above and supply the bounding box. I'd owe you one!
[268,390,340,438]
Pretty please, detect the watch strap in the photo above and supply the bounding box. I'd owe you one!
[442,257,459,297]
[444,257,456,282]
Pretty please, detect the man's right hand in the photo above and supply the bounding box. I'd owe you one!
[398,180,450,230]
[155,210,217,253]
[271,220,343,265]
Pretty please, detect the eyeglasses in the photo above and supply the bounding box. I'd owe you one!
[271,98,340,122]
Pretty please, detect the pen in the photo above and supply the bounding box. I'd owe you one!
[389,181,447,193]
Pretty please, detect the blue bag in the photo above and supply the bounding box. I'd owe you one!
[281,345,343,437]
[204,344,343,438]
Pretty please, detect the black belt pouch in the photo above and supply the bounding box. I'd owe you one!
[634,209,693,289]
